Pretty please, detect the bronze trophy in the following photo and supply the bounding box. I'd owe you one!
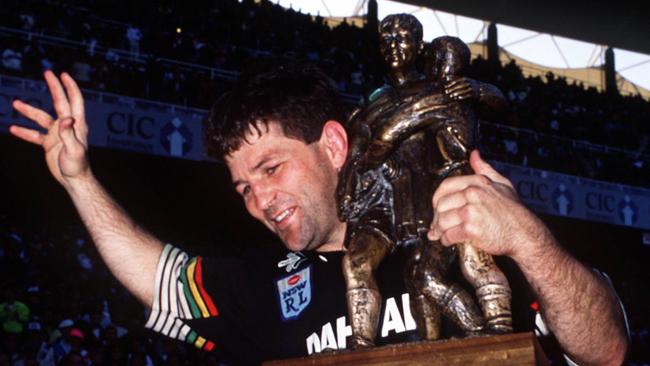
[337,14,513,349]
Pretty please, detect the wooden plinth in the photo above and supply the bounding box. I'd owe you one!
[264,332,548,366]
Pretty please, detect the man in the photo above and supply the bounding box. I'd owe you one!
[10,65,627,365]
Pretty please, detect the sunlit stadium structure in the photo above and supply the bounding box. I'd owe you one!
[277,0,650,98]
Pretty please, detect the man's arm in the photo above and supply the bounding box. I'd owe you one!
[428,150,627,366]
[10,71,162,307]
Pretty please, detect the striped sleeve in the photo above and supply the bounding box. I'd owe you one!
[145,244,217,352]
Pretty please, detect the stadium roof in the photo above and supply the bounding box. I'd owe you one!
[401,0,650,56]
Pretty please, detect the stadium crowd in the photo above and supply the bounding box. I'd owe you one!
[0,214,226,366]
[2,0,649,186]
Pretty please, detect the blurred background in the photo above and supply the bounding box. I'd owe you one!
[1,0,649,364]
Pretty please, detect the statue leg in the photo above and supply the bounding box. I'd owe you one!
[405,240,484,339]
[409,293,441,340]
[458,243,513,333]
[342,227,392,348]
[385,161,418,244]
[435,130,513,333]
[404,242,440,340]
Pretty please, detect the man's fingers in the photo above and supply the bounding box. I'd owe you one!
[428,222,467,246]
[427,200,460,241]
[469,150,513,188]
[44,70,72,118]
[436,208,464,232]
[439,225,468,247]
[429,204,474,243]
[9,125,44,145]
[12,100,55,129]
[432,173,492,209]
[57,117,81,152]
[427,227,440,241]
[60,72,86,126]
[435,190,467,213]
[60,72,88,144]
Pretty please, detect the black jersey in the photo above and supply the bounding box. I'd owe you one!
[146,244,580,365]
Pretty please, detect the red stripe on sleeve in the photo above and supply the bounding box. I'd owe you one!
[194,257,219,316]
[204,340,216,352]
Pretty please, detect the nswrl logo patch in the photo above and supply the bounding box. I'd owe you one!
[276,266,311,321]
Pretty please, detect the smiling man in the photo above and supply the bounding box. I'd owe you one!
[226,121,345,253]
[10,64,627,365]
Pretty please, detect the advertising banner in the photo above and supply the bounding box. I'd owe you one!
[491,161,650,230]
[0,77,206,161]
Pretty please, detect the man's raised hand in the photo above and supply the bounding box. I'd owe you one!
[12,71,164,308]
[10,71,90,187]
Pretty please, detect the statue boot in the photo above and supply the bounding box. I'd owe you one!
[476,283,513,333]
[410,294,442,341]
[437,283,485,334]
[457,242,512,333]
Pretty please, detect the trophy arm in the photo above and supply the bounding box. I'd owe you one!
[476,81,509,113]
[444,77,479,101]
[337,114,372,220]
[444,77,509,113]
[336,158,361,220]
[356,96,448,172]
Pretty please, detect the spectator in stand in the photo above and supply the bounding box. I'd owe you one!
[126,25,143,61]
[1,42,23,75]
[23,322,55,366]
[2,0,650,181]
[70,57,94,86]
[0,287,30,334]
[21,40,47,78]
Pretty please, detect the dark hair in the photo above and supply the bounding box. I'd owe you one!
[379,13,423,43]
[204,63,345,161]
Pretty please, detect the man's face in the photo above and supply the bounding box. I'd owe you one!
[226,122,346,252]
[380,20,420,70]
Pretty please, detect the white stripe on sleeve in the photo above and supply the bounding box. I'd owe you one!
[145,244,190,337]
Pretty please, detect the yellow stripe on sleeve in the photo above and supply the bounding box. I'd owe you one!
[186,260,210,317]
[194,336,207,349]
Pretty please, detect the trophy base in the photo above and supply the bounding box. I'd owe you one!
[263,332,548,366]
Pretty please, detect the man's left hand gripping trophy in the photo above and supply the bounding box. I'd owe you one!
[337,14,513,349]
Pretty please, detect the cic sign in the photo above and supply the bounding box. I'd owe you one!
[492,161,650,230]
[0,76,206,161]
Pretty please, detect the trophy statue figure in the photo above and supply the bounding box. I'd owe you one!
[337,14,512,349]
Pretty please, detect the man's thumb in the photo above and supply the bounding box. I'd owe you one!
[469,150,510,186]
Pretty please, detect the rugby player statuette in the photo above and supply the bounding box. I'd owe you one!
[337,13,513,348]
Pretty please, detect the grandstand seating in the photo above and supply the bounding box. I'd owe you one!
[2,0,649,186]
